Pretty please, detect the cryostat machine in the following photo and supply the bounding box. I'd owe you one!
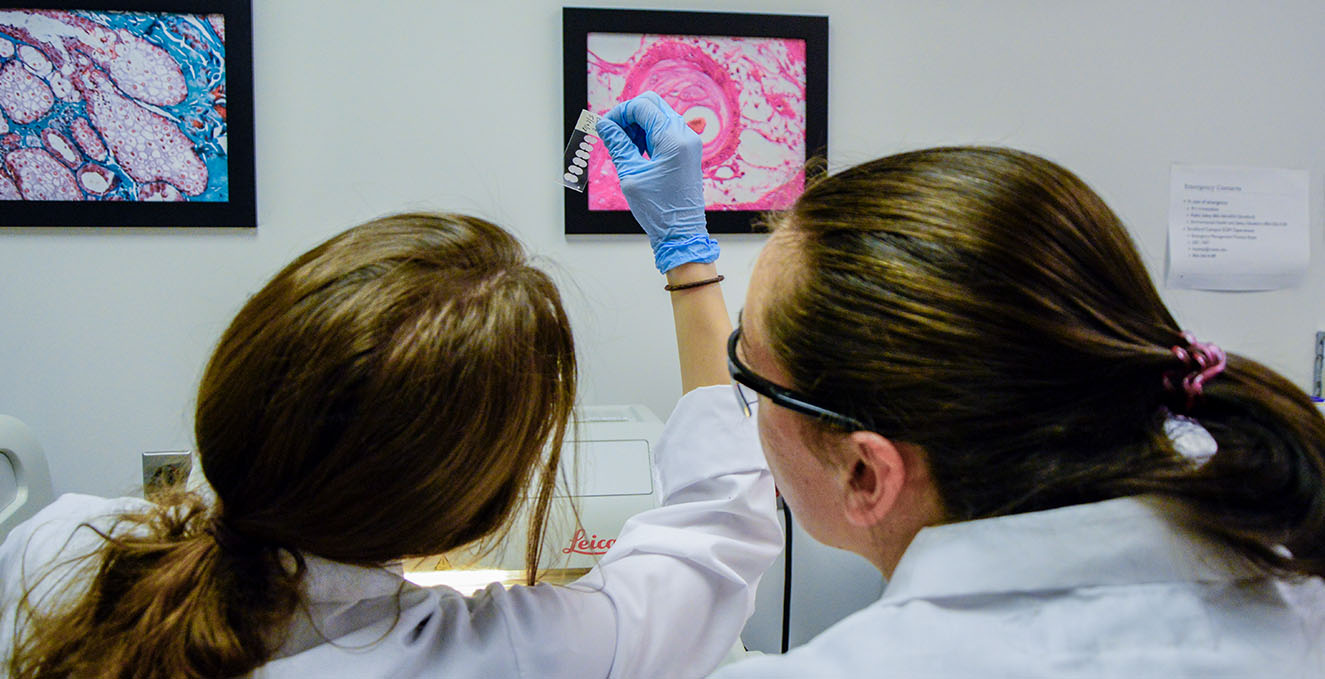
[402,403,883,657]
[403,404,665,590]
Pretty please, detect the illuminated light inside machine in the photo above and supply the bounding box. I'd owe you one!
[402,568,515,594]
[401,565,591,595]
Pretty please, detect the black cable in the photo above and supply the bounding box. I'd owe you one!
[780,499,792,654]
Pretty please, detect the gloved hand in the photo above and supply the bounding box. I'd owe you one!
[596,91,719,274]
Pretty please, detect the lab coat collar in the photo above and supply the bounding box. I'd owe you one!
[883,495,1260,602]
[295,553,410,603]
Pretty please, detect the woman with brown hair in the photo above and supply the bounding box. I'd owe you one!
[596,94,1325,676]
[0,212,780,677]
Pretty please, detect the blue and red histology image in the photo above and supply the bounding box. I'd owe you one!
[0,9,228,202]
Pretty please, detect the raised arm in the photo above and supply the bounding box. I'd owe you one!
[665,262,731,391]
[596,92,732,391]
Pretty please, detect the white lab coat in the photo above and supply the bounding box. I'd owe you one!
[714,495,1325,678]
[0,386,782,678]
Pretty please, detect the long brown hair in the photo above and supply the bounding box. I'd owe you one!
[10,213,578,678]
[761,147,1325,577]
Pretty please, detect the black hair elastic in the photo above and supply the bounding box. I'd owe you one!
[205,517,268,557]
[664,275,724,291]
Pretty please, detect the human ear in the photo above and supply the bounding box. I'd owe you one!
[842,431,906,528]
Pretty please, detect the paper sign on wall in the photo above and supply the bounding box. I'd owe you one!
[1167,164,1309,291]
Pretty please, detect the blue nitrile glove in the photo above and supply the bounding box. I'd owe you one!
[596,91,719,274]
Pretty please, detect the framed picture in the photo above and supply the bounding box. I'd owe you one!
[0,0,254,227]
[563,7,827,235]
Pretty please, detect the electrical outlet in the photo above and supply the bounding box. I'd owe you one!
[142,450,192,498]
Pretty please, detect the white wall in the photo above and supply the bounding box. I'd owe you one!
[3,0,1323,497]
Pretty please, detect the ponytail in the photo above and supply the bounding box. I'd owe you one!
[1163,355,1325,578]
[11,212,581,676]
[9,492,305,679]
[764,147,1325,581]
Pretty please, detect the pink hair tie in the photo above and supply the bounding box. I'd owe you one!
[1162,331,1227,412]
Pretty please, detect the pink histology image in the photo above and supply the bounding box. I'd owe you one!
[587,32,806,211]
[0,9,228,202]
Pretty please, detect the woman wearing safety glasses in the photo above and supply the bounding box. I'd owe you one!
[597,92,1325,677]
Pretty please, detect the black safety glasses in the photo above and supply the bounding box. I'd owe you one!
[727,326,871,432]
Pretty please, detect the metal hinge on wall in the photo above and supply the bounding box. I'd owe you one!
[1314,331,1324,399]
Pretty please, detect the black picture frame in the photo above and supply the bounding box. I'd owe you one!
[0,0,254,227]
[563,7,827,235]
